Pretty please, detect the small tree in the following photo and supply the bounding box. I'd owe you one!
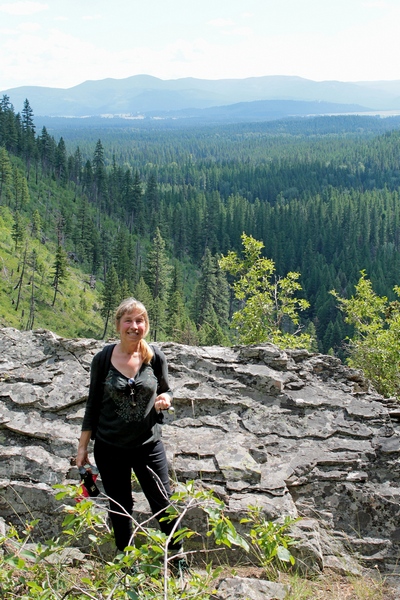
[31,209,41,239]
[0,146,12,204]
[134,276,153,311]
[145,228,171,340]
[11,211,25,251]
[14,240,28,311]
[51,245,69,306]
[25,248,39,330]
[13,166,30,211]
[219,233,312,349]
[332,270,400,397]
[100,265,120,339]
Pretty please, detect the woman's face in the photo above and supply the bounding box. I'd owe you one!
[117,309,147,344]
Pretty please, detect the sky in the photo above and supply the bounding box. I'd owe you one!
[1,0,400,91]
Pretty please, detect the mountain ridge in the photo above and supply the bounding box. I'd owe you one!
[2,74,400,120]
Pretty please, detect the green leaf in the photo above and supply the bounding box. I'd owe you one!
[277,545,292,562]
[21,549,37,560]
[4,555,26,568]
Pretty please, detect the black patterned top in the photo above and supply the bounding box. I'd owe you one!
[82,344,172,448]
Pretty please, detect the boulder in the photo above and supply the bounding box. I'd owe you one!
[216,577,290,600]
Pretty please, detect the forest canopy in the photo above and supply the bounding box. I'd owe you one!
[2,95,400,357]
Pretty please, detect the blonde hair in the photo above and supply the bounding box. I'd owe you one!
[115,297,154,363]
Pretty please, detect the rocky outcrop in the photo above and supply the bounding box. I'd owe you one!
[1,327,400,573]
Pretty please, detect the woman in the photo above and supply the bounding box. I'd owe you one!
[76,298,181,555]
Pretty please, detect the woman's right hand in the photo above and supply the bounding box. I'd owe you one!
[76,446,89,467]
[76,430,92,467]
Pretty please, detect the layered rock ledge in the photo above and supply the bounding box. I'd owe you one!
[1,327,400,573]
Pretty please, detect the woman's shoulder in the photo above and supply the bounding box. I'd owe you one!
[92,343,117,367]
[149,344,166,362]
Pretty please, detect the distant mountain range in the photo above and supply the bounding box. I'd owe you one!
[3,75,400,122]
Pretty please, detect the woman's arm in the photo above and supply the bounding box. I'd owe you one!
[153,347,173,412]
[77,348,107,464]
[76,430,92,467]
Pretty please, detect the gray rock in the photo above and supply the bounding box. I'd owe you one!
[1,330,400,577]
[216,577,290,600]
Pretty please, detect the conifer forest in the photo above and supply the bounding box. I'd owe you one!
[2,95,400,355]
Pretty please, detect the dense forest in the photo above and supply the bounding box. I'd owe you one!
[2,94,400,353]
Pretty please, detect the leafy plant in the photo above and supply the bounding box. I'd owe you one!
[240,506,298,579]
[0,481,300,599]
[219,233,312,349]
[332,270,400,397]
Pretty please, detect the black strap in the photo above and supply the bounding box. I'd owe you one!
[150,343,162,385]
[99,343,115,378]
[90,343,115,440]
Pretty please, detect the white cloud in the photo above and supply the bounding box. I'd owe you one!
[224,27,253,37]
[0,2,47,16]
[362,0,391,7]
[82,14,102,22]
[19,21,40,32]
[2,0,400,90]
[207,18,235,28]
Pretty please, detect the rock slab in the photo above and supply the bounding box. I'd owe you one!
[1,328,400,572]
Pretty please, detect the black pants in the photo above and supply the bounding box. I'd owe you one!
[94,438,181,552]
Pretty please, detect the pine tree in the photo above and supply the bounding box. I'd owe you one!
[214,260,231,330]
[55,137,68,183]
[70,146,83,186]
[25,248,39,330]
[38,126,56,174]
[13,167,30,211]
[167,288,197,343]
[100,265,120,339]
[0,147,12,204]
[145,173,159,229]
[82,159,93,198]
[21,99,36,179]
[31,209,42,239]
[145,228,171,340]
[198,307,230,346]
[119,279,131,303]
[11,211,25,251]
[131,170,145,234]
[113,228,132,284]
[51,245,69,306]
[193,248,217,326]
[14,241,29,311]
[92,139,107,208]
[134,277,153,313]
[145,227,171,301]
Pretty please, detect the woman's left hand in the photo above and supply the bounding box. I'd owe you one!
[154,393,172,412]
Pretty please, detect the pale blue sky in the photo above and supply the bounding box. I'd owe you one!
[0,0,399,90]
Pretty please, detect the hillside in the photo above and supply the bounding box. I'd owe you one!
[0,205,103,338]
[2,97,400,353]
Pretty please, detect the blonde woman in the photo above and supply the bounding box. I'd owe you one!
[76,298,180,556]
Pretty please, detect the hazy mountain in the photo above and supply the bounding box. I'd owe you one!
[1,74,399,120]
[142,99,371,123]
